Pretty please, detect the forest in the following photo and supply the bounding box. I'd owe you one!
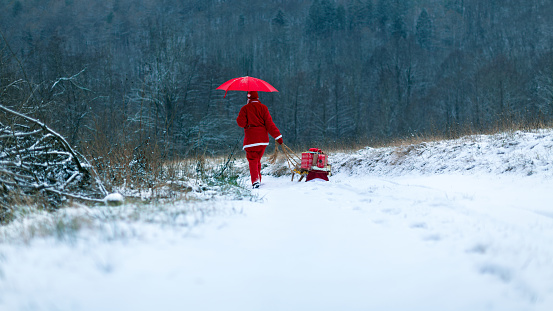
[2,0,553,161]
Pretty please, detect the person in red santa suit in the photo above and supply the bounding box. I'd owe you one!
[236,91,283,188]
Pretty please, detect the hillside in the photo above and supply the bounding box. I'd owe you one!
[3,0,553,155]
[331,129,553,177]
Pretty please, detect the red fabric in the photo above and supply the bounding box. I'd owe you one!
[236,98,282,149]
[305,170,329,182]
[246,145,266,184]
[217,76,278,93]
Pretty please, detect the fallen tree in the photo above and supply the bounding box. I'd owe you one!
[0,104,108,222]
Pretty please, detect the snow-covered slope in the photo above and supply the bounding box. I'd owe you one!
[1,130,552,311]
[330,129,553,177]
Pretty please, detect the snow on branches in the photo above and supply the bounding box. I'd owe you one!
[0,104,107,218]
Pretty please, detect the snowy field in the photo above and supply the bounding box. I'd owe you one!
[1,130,553,311]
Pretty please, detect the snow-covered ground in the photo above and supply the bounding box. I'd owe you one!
[1,130,553,311]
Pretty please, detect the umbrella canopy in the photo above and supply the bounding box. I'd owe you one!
[216,76,278,98]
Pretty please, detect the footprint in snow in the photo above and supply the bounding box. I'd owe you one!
[381,208,401,215]
[467,243,489,255]
[410,222,428,229]
[422,233,441,241]
[479,263,513,283]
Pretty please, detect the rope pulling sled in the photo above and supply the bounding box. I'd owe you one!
[269,143,331,182]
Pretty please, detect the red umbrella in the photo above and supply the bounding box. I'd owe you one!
[216,76,278,98]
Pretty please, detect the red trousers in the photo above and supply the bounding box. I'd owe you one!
[245,145,266,184]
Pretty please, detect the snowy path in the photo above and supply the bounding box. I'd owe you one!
[1,173,553,311]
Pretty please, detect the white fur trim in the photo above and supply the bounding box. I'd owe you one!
[243,142,270,149]
[275,135,282,140]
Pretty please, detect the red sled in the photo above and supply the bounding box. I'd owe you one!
[293,148,331,182]
[305,170,329,182]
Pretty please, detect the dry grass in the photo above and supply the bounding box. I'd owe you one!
[319,118,553,156]
[1,188,58,225]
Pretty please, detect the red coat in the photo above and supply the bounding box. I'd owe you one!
[236,98,282,149]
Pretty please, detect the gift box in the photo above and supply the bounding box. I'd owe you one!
[301,151,328,170]
[301,152,314,170]
[316,154,327,168]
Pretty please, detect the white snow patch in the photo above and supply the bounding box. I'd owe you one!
[104,193,124,205]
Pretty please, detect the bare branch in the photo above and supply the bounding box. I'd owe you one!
[1,104,108,208]
[51,68,91,92]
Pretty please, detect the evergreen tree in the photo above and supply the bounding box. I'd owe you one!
[391,15,407,39]
[376,0,392,32]
[306,0,338,37]
[366,0,374,27]
[12,1,23,17]
[347,0,367,30]
[306,0,324,36]
[336,4,346,31]
[416,9,433,49]
[272,9,286,28]
[271,9,290,61]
